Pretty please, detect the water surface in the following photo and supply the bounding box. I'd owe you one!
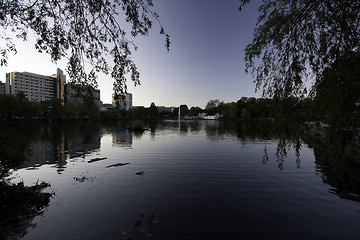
[9,120,360,239]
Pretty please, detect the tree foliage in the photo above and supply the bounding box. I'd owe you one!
[148,101,158,117]
[315,52,360,127]
[0,0,170,95]
[206,99,222,109]
[239,0,360,98]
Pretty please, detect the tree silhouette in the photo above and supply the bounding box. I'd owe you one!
[239,0,360,98]
[0,0,170,95]
[315,52,360,127]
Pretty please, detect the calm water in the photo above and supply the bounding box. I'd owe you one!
[8,120,360,239]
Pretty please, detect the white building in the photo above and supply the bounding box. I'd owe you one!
[5,68,66,103]
[112,93,132,110]
[203,113,222,120]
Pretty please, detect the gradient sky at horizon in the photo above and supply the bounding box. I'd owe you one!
[0,0,261,108]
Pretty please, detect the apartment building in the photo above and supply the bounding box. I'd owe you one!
[5,68,66,103]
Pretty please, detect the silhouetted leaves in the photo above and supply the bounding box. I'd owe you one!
[0,0,170,95]
[0,181,53,240]
[315,52,360,128]
[239,0,360,98]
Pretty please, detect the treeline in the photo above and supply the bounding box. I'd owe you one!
[0,93,350,126]
[202,97,320,122]
[108,97,321,123]
[136,97,319,122]
[0,93,100,120]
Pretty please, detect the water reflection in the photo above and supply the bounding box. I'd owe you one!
[305,127,360,202]
[148,120,360,201]
[18,122,102,173]
[2,120,360,240]
[3,120,360,202]
[112,130,133,148]
[0,121,54,240]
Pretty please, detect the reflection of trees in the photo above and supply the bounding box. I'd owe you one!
[141,120,202,137]
[274,135,302,170]
[204,120,223,141]
[64,122,101,158]
[275,139,287,170]
[199,119,360,202]
[188,121,201,133]
[262,140,269,164]
[305,127,360,202]
[0,121,32,179]
[0,122,54,240]
[0,181,53,240]
[222,119,303,169]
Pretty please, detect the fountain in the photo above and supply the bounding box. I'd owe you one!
[178,105,181,132]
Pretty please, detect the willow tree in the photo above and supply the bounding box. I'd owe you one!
[315,52,360,126]
[239,0,360,98]
[0,0,170,96]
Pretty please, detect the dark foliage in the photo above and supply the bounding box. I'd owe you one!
[0,0,170,95]
[315,52,360,127]
[0,181,53,240]
[239,0,360,98]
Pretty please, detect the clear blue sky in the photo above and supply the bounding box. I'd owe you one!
[0,0,261,108]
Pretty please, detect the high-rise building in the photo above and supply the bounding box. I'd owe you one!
[112,93,133,110]
[5,68,66,103]
[51,68,67,104]
[65,83,102,108]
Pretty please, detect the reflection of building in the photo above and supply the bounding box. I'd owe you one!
[28,132,68,171]
[29,141,57,166]
[65,135,101,157]
[112,130,133,148]
[65,83,102,108]
[23,124,101,170]
[5,68,66,103]
[112,93,132,110]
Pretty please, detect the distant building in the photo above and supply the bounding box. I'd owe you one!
[198,112,207,119]
[112,93,132,110]
[101,103,115,111]
[198,112,222,120]
[158,106,175,113]
[0,81,5,95]
[5,68,66,103]
[203,113,222,120]
[65,83,102,108]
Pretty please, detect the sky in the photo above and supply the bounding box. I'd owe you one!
[0,0,262,108]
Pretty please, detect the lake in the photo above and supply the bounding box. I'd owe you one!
[6,120,360,239]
